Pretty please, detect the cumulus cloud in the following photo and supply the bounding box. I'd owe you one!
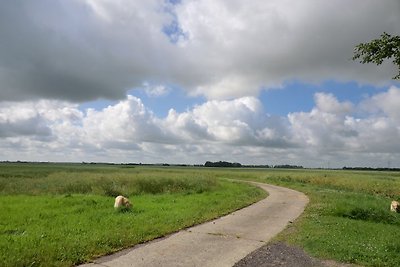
[82,96,171,146]
[288,87,400,158]
[164,97,293,147]
[1,87,399,166]
[0,0,399,102]
[360,86,400,121]
[314,93,353,115]
[0,100,82,139]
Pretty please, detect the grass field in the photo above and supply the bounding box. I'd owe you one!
[0,163,266,267]
[1,164,400,266]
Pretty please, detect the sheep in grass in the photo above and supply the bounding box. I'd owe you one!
[390,200,399,212]
[114,195,132,210]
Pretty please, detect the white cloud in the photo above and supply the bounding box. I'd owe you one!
[82,96,170,146]
[0,100,82,139]
[164,96,293,147]
[360,86,400,121]
[314,92,353,115]
[0,87,400,167]
[288,87,400,158]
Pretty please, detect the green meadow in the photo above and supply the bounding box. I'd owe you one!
[0,163,265,267]
[1,164,400,266]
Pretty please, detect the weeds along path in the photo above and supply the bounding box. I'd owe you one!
[81,181,309,267]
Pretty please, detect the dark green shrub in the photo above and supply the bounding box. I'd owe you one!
[339,207,400,225]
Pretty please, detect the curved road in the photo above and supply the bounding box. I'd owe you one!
[81,181,309,267]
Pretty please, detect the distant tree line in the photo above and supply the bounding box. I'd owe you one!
[343,167,400,172]
[204,161,304,169]
[204,161,242,168]
[273,164,304,169]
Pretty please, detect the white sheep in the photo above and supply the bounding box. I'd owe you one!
[114,195,132,209]
[390,200,399,212]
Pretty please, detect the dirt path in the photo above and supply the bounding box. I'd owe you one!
[80,181,309,267]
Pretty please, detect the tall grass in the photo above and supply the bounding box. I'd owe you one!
[0,165,217,196]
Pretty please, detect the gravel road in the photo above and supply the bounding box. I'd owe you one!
[234,242,361,267]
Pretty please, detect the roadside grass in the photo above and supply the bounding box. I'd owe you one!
[211,168,400,267]
[0,164,266,267]
[285,189,400,266]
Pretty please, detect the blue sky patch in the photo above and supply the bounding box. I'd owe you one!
[260,81,393,115]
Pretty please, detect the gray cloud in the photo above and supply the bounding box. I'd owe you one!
[0,116,51,138]
[173,0,400,98]
[0,1,399,102]
[0,0,176,102]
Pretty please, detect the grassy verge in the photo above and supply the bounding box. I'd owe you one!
[0,164,266,267]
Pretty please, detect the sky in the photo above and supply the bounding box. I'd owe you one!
[0,0,400,168]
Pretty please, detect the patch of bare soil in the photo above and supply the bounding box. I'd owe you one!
[233,242,360,267]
